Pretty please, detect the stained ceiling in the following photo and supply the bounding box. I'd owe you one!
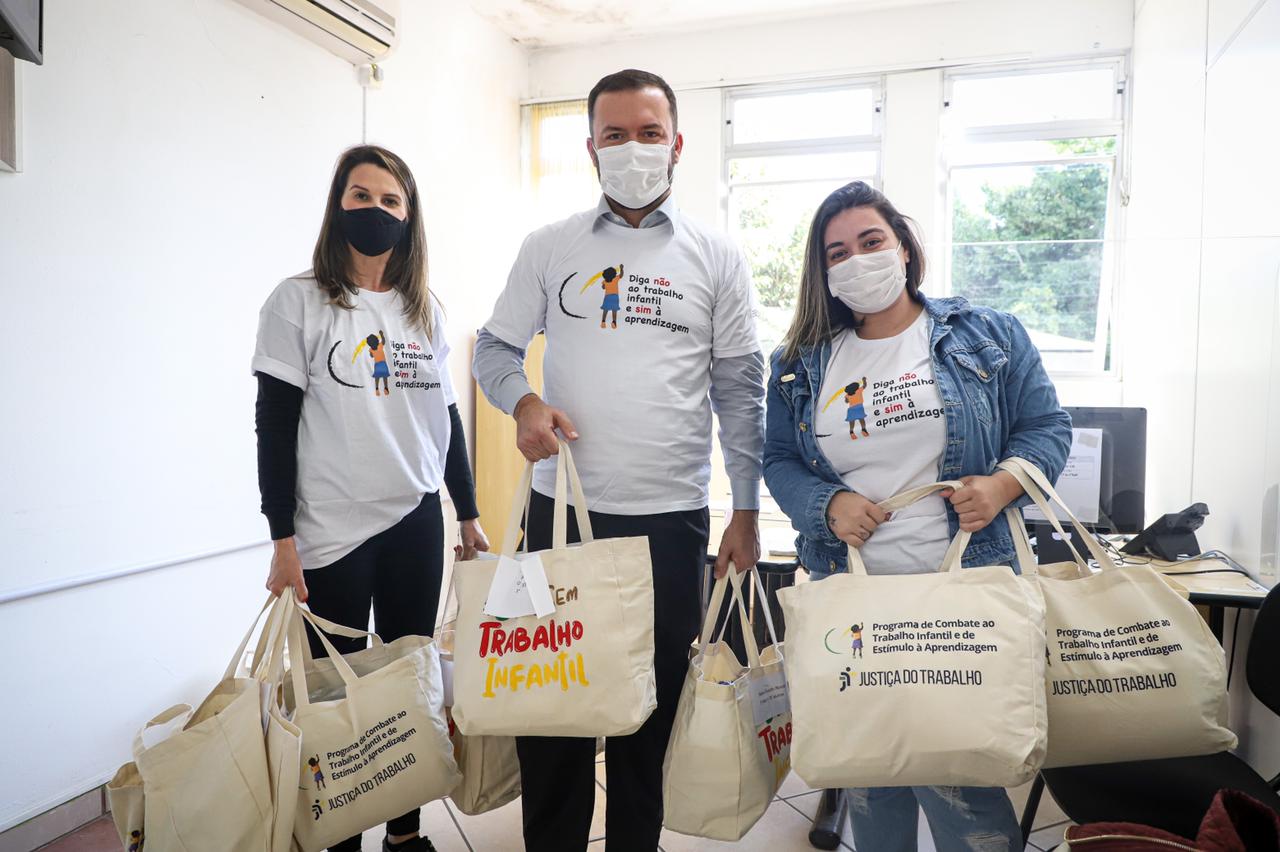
[467,0,963,48]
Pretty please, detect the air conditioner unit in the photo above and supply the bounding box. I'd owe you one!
[233,0,399,64]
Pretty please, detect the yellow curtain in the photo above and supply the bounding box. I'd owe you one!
[527,100,598,221]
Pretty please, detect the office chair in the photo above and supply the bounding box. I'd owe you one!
[1019,583,1280,841]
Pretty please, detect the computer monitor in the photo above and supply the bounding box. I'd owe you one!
[1021,406,1147,534]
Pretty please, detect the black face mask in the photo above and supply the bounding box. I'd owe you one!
[339,206,407,257]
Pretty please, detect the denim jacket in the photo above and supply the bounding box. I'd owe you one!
[763,296,1072,575]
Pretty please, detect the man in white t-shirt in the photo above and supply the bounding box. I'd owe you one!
[473,69,765,852]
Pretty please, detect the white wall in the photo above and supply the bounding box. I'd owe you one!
[1129,0,1280,776]
[1128,0,1280,586]
[0,0,527,831]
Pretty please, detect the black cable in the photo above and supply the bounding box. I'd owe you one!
[1155,568,1248,577]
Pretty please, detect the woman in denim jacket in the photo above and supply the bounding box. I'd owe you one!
[764,181,1071,851]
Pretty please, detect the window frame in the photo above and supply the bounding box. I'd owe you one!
[716,76,885,513]
[722,75,886,212]
[941,56,1130,379]
[719,75,885,353]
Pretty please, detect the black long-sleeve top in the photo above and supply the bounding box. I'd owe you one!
[254,372,479,540]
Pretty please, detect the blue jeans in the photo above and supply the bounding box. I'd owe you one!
[846,784,1022,852]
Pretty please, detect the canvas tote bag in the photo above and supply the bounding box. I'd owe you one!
[777,480,1048,788]
[117,593,300,852]
[663,565,791,841]
[996,456,1236,767]
[451,441,657,737]
[436,561,522,816]
[284,599,459,852]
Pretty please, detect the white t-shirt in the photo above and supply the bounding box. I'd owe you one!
[483,200,759,514]
[251,272,456,570]
[816,309,949,574]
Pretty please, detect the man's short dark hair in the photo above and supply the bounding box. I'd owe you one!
[587,69,678,136]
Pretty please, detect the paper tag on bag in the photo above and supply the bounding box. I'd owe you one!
[520,554,556,618]
[749,668,791,727]
[484,554,557,619]
[484,555,535,617]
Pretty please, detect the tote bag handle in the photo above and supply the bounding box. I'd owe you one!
[996,457,1120,574]
[499,439,595,556]
[844,480,968,576]
[696,565,761,669]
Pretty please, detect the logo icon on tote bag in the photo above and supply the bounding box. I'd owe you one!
[824,623,868,657]
[308,755,328,789]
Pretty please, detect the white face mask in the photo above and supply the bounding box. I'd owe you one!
[594,140,673,209]
[826,246,907,314]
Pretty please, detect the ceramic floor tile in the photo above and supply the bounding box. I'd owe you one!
[360,800,469,852]
[660,796,820,851]
[596,759,608,791]
[1006,780,1070,830]
[33,817,117,852]
[779,790,824,820]
[775,771,818,800]
[448,784,605,849]
[445,796,524,850]
[589,781,607,843]
[1029,820,1073,851]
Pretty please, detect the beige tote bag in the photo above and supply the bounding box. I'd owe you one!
[436,563,522,816]
[777,481,1048,789]
[996,457,1236,767]
[451,442,657,737]
[663,565,791,841]
[120,593,302,852]
[254,594,304,852]
[106,761,147,852]
[284,601,460,852]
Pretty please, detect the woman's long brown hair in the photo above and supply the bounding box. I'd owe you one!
[312,145,434,339]
[780,181,926,363]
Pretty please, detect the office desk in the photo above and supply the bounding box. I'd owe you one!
[1155,561,1270,641]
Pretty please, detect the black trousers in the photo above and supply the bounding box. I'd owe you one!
[516,490,710,852]
[304,491,445,852]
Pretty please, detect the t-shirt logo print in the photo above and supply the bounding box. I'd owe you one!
[818,377,872,439]
[556,263,627,329]
[353,331,392,396]
[326,330,394,397]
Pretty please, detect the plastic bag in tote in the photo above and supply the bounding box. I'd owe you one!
[663,565,791,840]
